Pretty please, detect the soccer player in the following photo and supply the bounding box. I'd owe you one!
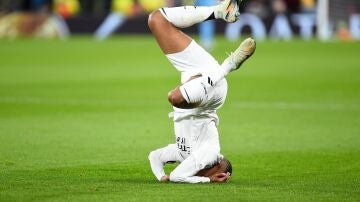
[148,0,256,183]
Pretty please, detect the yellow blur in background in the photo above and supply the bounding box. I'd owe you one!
[139,0,165,12]
[54,0,80,18]
[113,0,164,16]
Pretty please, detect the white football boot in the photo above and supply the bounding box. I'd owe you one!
[215,0,242,23]
[224,37,256,72]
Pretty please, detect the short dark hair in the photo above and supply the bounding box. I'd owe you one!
[222,158,232,174]
[195,157,233,177]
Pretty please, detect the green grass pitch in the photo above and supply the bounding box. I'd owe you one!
[0,36,359,201]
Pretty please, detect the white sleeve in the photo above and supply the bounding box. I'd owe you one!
[169,155,213,183]
[148,151,166,181]
[171,176,210,183]
[148,144,181,181]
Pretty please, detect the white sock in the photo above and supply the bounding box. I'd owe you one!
[202,67,227,86]
[200,58,236,86]
[220,59,235,75]
[160,6,217,28]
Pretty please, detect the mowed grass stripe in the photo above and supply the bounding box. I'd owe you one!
[1,96,360,111]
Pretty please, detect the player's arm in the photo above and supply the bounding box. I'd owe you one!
[209,172,231,183]
[164,158,232,183]
[148,144,181,181]
[148,150,167,181]
[161,172,230,183]
[161,175,210,183]
[184,172,230,183]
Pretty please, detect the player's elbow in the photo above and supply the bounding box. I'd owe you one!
[148,10,170,32]
[148,151,153,161]
[148,150,158,163]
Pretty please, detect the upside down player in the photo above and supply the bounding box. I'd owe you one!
[148,0,256,183]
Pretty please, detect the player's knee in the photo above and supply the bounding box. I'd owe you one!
[148,10,164,31]
[147,11,157,30]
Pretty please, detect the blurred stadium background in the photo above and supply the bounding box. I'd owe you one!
[0,0,360,41]
[0,0,359,201]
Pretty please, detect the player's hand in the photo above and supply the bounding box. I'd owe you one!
[160,175,170,182]
[209,172,231,183]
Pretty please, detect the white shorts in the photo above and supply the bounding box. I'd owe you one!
[166,40,221,84]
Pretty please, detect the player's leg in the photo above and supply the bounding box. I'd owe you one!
[167,37,256,109]
[149,0,249,109]
[148,0,241,54]
[148,144,183,181]
[148,10,191,54]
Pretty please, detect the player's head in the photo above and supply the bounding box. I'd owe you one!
[195,158,232,177]
[219,158,232,174]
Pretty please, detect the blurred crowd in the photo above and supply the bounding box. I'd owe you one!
[0,0,359,41]
[0,0,317,17]
[0,0,170,17]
